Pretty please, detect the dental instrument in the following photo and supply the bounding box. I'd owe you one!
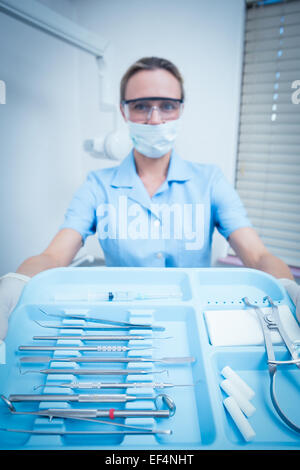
[0,394,176,419]
[0,394,175,432]
[34,320,164,331]
[20,368,168,376]
[19,355,195,365]
[0,428,171,436]
[19,345,153,352]
[39,308,165,330]
[51,289,182,302]
[242,296,300,434]
[8,393,170,403]
[34,381,198,390]
[32,334,153,341]
[264,295,300,370]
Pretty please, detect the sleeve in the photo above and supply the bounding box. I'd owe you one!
[59,171,100,244]
[211,167,252,239]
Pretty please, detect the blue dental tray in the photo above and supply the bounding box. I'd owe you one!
[0,266,299,450]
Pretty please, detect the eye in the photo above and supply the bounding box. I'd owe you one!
[134,103,146,110]
[160,101,178,111]
[131,102,150,112]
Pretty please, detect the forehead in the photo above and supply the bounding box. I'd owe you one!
[125,69,181,100]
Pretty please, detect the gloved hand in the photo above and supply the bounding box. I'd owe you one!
[280,278,300,324]
[0,273,30,340]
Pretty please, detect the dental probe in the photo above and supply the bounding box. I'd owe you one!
[34,381,199,390]
[19,345,153,352]
[32,334,153,341]
[20,356,195,364]
[0,428,171,436]
[21,368,167,376]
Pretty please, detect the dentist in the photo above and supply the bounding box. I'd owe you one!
[0,56,299,338]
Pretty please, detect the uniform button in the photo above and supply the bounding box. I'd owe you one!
[156,252,163,259]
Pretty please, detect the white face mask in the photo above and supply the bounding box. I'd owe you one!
[128,119,180,159]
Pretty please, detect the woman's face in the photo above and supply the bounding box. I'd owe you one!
[120,69,182,124]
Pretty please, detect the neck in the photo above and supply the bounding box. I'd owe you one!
[133,148,172,179]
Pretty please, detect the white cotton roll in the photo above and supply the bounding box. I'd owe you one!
[221,366,255,400]
[223,396,256,442]
[220,379,256,417]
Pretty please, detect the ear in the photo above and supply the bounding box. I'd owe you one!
[120,103,128,122]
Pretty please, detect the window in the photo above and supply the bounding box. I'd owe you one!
[234,0,300,268]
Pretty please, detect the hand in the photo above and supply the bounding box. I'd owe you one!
[280,278,300,324]
[0,273,30,340]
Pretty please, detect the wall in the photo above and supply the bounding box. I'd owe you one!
[73,0,246,264]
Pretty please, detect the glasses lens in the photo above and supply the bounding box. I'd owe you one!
[125,99,182,121]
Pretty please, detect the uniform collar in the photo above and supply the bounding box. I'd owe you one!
[166,150,192,182]
[110,149,192,188]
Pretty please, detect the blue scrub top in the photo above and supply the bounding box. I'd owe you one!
[60,150,252,267]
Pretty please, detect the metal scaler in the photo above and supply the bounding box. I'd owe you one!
[19,355,195,364]
[20,367,168,376]
[0,428,172,436]
[32,334,152,341]
[34,380,198,390]
[19,345,154,352]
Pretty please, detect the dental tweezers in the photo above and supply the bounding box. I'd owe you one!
[34,321,162,331]
[242,296,300,434]
[39,308,165,330]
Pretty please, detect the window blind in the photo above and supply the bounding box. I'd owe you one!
[235,0,300,267]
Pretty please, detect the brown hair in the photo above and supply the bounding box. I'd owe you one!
[120,56,185,103]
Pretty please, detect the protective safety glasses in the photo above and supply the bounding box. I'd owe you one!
[122,97,184,122]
